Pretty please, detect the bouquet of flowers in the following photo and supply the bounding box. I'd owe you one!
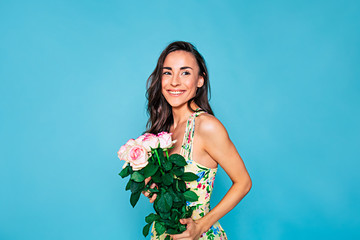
[117,132,200,238]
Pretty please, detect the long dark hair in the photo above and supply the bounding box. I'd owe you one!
[144,41,214,134]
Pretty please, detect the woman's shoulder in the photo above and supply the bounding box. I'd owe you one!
[196,112,230,140]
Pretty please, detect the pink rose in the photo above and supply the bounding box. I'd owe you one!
[157,131,177,149]
[125,139,136,146]
[118,145,129,169]
[135,133,153,145]
[127,145,149,171]
[142,133,159,151]
[118,139,136,160]
[118,139,137,168]
[117,144,128,160]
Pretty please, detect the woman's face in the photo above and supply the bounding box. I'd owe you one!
[161,50,204,109]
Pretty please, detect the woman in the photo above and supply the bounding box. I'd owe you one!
[142,41,252,240]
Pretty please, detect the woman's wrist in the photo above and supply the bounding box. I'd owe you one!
[195,218,211,235]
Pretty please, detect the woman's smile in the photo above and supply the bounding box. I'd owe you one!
[167,89,186,96]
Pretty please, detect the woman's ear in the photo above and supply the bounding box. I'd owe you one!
[197,75,204,88]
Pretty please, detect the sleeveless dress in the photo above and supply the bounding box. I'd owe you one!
[150,108,228,240]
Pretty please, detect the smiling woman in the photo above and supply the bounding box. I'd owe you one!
[161,51,204,110]
[145,41,213,135]
[142,41,252,240]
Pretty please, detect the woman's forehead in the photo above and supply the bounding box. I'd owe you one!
[163,50,198,69]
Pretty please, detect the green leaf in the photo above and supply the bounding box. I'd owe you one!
[155,195,165,212]
[169,154,187,167]
[130,180,145,193]
[130,191,141,207]
[163,219,174,228]
[173,179,179,192]
[173,201,183,208]
[131,172,145,182]
[163,192,173,210]
[181,205,186,213]
[179,224,186,232]
[173,191,184,203]
[145,213,159,223]
[183,190,199,202]
[143,222,152,237]
[168,185,180,202]
[165,235,171,240]
[178,180,187,192]
[125,180,131,191]
[143,163,159,178]
[159,211,170,219]
[183,206,194,218]
[168,185,175,194]
[162,172,173,186]
[155,222,166,235]
[167,228,181,234]
[163,160,172,171]
[151,170,162,183]
[156,193,172,213]
[170,209,180,222]
[118,165,130,178]
[180,172,199,181]
[148,188,159,193]
[173,167,184,176]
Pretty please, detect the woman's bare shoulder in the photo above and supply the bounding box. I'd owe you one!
[196,112,230,140]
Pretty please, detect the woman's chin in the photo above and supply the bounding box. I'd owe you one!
[167,101,188,109]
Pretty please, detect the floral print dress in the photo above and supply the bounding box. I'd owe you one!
[150,108,227,240]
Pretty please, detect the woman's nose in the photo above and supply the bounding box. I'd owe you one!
[170,75,180,86]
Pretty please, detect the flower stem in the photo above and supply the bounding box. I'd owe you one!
[165,149,169,160]
[154,149,165,175]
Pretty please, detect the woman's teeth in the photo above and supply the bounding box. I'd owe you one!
[169,91,185,95]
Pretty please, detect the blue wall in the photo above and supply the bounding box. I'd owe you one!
[1,0,359,239]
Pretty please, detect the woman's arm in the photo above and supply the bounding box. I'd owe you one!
[171,115,252,239]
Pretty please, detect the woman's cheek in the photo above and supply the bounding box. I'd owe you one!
[162,77,170,85]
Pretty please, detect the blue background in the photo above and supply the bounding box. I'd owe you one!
[1,0,359,239]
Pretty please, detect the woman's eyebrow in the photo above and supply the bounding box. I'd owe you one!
[180,66,193,70]
[162,66,193,70]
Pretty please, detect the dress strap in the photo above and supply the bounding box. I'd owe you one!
[180,108,207,160]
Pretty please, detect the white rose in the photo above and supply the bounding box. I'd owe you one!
[157,131,177,149]
[142,133,160,151]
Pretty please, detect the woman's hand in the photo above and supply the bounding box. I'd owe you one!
[142,177,157,203]
[170,218,204,240]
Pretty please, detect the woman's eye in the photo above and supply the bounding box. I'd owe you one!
[182,71,190,75]
[163,72,171,75]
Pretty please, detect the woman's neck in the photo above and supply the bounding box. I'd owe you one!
[171,102,199,130]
